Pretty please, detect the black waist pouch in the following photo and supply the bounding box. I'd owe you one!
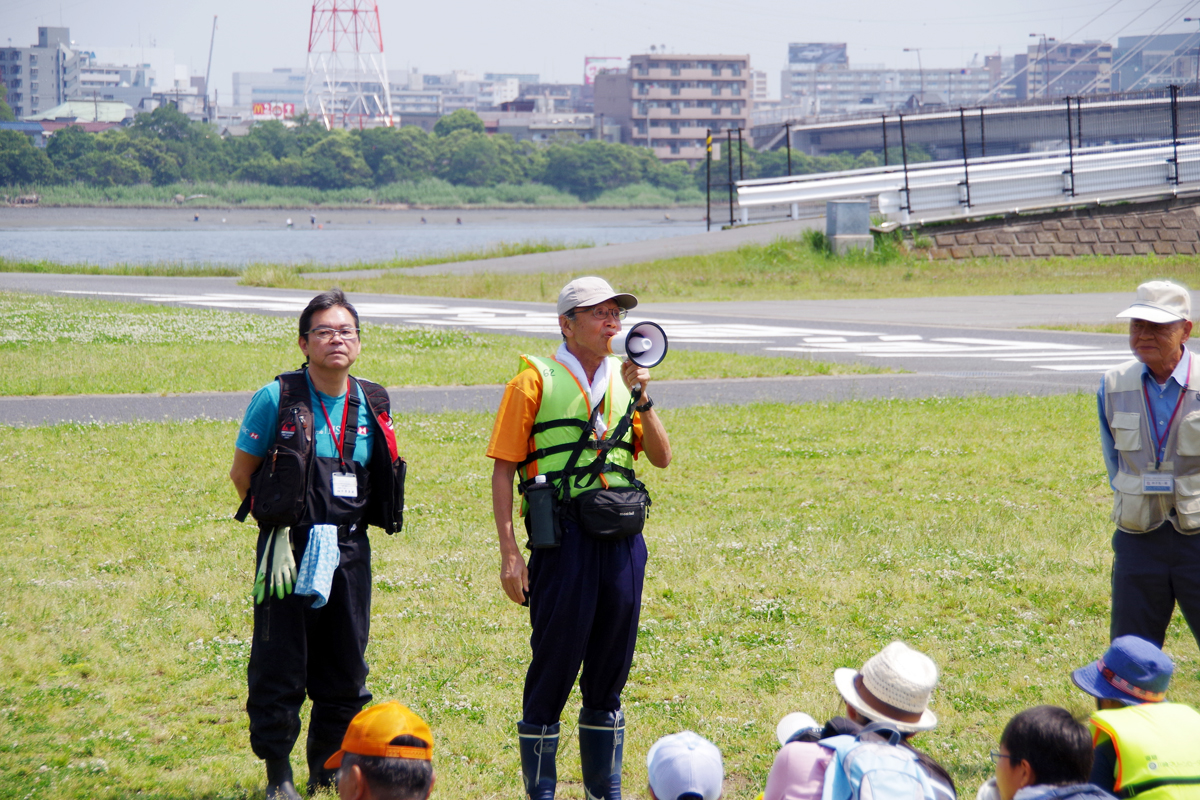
[572,487,650,541]
[245,446,307,527]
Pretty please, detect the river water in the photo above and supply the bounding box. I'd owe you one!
[0,207,708,267]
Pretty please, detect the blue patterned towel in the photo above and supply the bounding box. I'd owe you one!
[295,524,339,608]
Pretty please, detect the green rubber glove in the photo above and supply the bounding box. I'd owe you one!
[253,526,296,603]
[268,526,296,600]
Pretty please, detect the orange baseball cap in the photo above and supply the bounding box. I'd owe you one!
[324,701,434,769]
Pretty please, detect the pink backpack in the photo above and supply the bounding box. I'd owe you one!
[764,742,834,800]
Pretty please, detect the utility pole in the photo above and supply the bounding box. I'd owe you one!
[904,48,924,102]
[204,16,217,122]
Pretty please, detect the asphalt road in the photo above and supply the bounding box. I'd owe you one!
[1,271,1130,426]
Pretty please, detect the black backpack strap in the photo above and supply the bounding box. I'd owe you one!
[339,383,362,468]
[569,392,640,489]
[858,721,903,745]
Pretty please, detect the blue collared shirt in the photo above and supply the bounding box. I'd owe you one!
[1098,348,1192,487]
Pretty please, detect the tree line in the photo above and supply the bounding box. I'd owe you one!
[0,99,916,201]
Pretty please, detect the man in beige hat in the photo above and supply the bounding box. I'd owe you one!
[487,276,672,800]
[824,642,957,800]
[1098,279,1200,651]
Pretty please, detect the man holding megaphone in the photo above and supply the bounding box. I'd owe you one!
[487,276,672,800]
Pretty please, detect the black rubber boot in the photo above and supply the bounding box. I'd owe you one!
[517,720,560,800]
[265,758,302,800]
[306,733,342,795]
[578,708,624,800]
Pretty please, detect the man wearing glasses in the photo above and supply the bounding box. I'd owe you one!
[1099,280,1200,652]
[231,289,405,800]
[488,276,672,800]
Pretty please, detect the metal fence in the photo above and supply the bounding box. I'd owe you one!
[734,85,1200,225]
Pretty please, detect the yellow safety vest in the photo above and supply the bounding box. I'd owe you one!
[1091,703,1200,800]
[516,355,637,507]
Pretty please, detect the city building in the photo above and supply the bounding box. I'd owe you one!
[1112,33,1200,92]
[478,111,620,142]
[594,53,752,162]
[780,42,996,116]
[1016,39,1112,99]
[0,27,80,119]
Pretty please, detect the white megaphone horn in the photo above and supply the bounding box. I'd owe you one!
[609,320,668,368]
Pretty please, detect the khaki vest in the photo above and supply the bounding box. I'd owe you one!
[1104,357,1200,533]
[517,354,636,505]
[1091,703,1200,800]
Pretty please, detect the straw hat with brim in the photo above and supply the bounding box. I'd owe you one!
[1071,635,1174,706]
[557,276,638,316]
[1116,280,1192,324]
[834,641,939,733]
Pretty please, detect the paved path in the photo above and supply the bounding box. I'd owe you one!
[1,373,1096,427]
[301,217,822,278]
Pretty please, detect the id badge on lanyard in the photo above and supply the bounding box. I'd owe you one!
[1144,471,1174,493]
[332,472,358,497]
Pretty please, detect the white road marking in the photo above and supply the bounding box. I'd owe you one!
[57,289,1131,373]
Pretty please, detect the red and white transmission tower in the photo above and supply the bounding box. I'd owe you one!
[304,0,395,129]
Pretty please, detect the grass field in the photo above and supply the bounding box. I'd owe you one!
[0,240,588,279]
[2,395,1198,800]
[241,233,1200,305]
[0,292,884,396]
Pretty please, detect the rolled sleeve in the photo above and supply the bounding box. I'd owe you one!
[236,382,281,457]
[487,369,541,463]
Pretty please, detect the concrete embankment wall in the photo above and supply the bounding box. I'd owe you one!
[915,198,1200,259]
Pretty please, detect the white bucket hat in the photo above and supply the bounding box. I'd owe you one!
[833,641,939,733]
[1116,280,1192,324]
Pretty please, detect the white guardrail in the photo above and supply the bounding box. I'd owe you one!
[735,139,1200,224]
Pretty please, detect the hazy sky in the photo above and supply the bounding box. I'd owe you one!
[0,0,1194,101]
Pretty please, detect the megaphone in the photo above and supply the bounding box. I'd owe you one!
[609,320,668,368]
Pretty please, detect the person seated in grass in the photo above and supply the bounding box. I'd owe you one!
[1070,636,1200,799]
[646,731,724,800]
[323,701,435,800]
[976,706,1113,800]
[763,642,956,800]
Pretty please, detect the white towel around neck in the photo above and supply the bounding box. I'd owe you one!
[555,343,612,438]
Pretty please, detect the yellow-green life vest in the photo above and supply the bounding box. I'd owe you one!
[1091,702,1200,800]
[517,354,637,506]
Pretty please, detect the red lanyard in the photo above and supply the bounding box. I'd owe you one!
[317,380,352,466]
[1143,357,1191,468]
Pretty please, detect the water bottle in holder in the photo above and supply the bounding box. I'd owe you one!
[523,474,561,549]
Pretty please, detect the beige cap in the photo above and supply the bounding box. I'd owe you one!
[557,276,638,316]
[1116,280,1192,324]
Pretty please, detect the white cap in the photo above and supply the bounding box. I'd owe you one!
[1116,280,1192,324]
[775,712,821,746]
[646,731,723,800]
[556,276,638,316]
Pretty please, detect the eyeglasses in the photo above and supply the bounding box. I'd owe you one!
[580,306,627,321]
[989,751,1016,765]
[306,327,360,342]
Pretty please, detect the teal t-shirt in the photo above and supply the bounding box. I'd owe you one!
[236,375,373,465]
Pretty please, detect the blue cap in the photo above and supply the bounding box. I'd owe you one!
[1071,636,1174,705]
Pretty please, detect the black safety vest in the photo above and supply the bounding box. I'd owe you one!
[235,368,406,534]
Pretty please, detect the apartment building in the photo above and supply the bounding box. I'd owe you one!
[1017,40,1112,99]
[0,27,79,119]
[595,53,751,162]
